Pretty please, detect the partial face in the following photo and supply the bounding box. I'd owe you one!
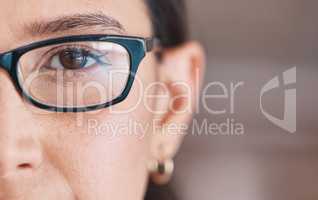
[0,1,156,200]
[0,0,205,200]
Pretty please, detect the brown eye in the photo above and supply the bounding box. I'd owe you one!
[58,48,88,70]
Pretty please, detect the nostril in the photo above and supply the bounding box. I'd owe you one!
[18,163,32,169]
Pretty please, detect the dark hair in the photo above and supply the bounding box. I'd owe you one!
[146,0,189,48]
[144,1,188,199]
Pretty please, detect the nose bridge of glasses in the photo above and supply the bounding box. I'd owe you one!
[0,52,12,72]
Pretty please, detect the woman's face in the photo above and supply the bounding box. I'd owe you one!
[0,0,204,200]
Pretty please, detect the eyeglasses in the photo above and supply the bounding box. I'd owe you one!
[0,34,157,112]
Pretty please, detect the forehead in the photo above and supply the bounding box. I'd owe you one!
[0,0,152,48]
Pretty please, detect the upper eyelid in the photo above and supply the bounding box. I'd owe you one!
[41,43,102,60]
[33,43,100,69]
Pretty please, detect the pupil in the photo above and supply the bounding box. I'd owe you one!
[59,48,88,69]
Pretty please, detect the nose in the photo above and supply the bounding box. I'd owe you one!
[0,68,43,178]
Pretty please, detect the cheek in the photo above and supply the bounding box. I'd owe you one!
[45,113,152,200]
[75,125,150,200]
[41,56,157,199]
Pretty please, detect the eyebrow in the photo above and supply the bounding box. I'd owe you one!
[24,12,126,36]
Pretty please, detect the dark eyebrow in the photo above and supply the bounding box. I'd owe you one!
[24,12,126,36]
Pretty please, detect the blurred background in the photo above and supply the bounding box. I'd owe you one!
[172,0,318,199]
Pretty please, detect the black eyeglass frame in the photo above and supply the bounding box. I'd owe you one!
[0,34,156,112]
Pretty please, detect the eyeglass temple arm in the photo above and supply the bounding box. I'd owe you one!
[0,52,12,72]
[145,38,161,52]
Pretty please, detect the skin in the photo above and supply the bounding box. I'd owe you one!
[0,0,205,200]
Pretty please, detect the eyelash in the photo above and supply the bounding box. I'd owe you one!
[38,43,110,71]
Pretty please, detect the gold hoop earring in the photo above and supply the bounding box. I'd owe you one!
[148,159,174,185]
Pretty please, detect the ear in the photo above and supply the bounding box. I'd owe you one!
[149,41,206,164]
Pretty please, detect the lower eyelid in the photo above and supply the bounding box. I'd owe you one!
[39,66,100,84]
